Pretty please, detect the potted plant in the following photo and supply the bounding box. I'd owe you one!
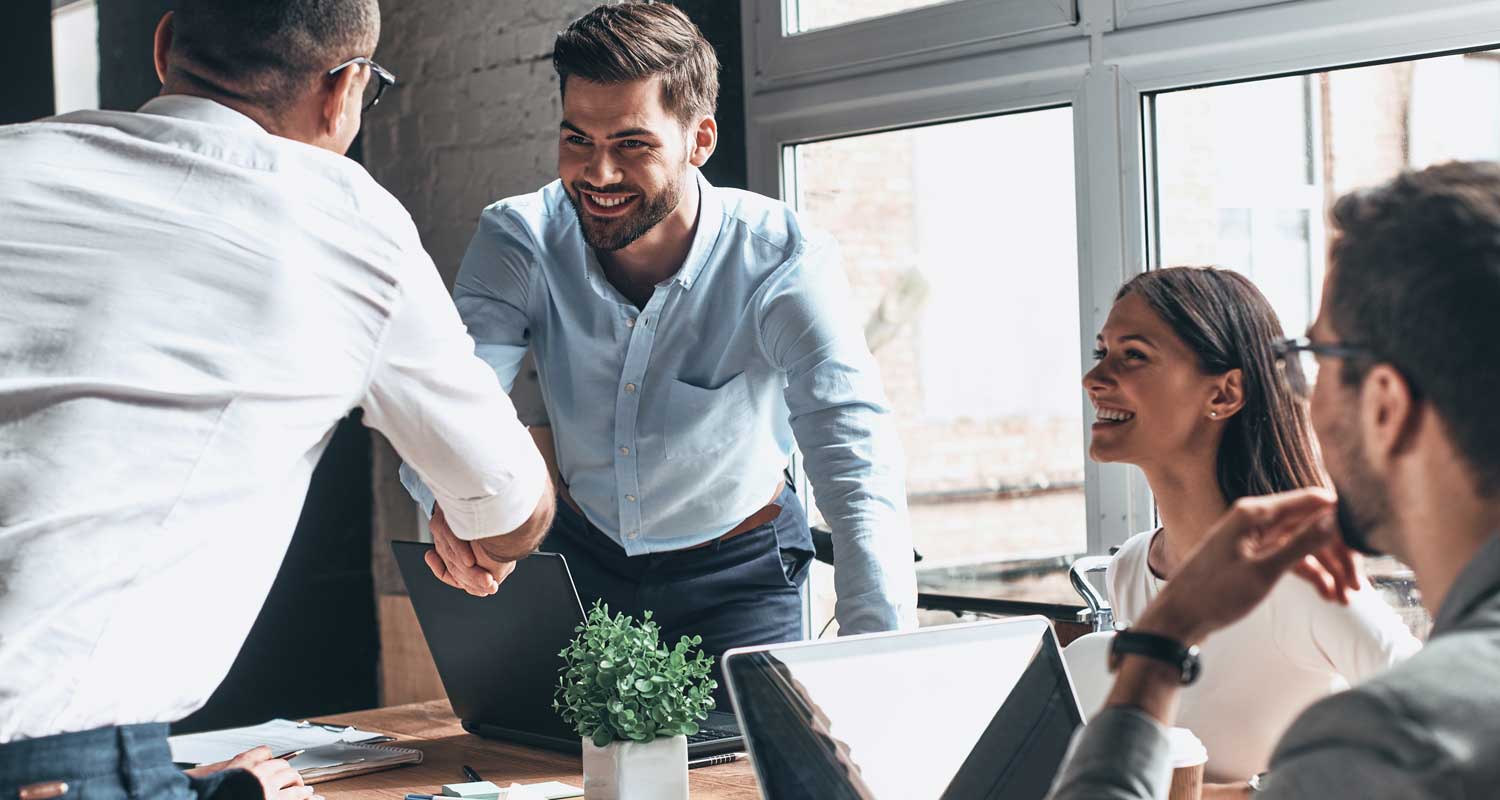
[554,603,718,800]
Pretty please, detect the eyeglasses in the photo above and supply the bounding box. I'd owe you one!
[328,56,398,111]
[1272,336,1373,398]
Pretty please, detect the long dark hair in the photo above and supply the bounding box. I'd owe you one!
[1117,267,1323,502]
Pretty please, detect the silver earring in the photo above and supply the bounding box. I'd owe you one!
[1210,411,1219,418]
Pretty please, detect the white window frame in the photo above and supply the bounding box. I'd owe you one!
[743,0,1500,561]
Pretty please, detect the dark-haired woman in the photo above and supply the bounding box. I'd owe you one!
[1084,266,1419,782]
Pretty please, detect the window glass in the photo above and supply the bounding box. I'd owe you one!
[1148,49,1500,639]
[785,0,958,35]
[788,107,1086,613]
[52,0,99,114]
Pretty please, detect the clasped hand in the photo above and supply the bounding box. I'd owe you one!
[423,503,518,596]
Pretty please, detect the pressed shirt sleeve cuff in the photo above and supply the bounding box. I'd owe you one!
[398,447,548,542]
[1049,707,1174,800]
[437,453,548,541]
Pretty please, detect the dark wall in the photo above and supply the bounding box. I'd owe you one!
[97,0,171,111]
[675,0,748,191]
[93,0,381,729]
[1,1,53,123]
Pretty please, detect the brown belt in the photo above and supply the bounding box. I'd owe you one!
[560,480,785,551]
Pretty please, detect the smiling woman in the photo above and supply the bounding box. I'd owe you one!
[1085,266,1420,780]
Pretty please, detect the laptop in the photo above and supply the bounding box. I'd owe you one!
[390,540,744,756]
[722,616,1083,799]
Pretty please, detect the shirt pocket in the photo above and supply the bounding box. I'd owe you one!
[664,372,755,460]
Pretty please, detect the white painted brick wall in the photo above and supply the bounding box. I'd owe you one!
[365,0,602,283]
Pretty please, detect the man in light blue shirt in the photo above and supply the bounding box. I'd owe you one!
[400,3,917,674]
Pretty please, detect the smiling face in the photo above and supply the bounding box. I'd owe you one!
[557,75,703,253]
[1083,292,1230,468]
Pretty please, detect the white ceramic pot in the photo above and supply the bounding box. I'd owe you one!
[581,735,688,800]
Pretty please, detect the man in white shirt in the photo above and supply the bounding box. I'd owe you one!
[0,2,552,798]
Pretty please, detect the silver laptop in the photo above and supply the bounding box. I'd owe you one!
[721,616,1083,800]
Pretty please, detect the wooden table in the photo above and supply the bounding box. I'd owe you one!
[314,701,760,799]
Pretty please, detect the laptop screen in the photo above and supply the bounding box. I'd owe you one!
[723,617,1081,800]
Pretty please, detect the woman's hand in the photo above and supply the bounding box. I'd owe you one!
[183,745,321,800]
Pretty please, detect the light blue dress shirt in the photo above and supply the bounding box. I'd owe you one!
[401,172,917,633]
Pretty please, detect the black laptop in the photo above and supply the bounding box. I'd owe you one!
[391,540,744,756]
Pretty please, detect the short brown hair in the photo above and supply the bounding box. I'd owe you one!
[553,3,719,124]
[1327,161,1500,496]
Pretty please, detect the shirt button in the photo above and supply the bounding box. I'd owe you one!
[619,447,630,456]
[625,494,636,502]
[627,531,639,540]
[624,383,637,393]
[626,318,636,328]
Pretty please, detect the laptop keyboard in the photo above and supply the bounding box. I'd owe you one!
[688,726,737,743]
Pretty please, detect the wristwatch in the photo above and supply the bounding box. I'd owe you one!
[1109,629,1202,685]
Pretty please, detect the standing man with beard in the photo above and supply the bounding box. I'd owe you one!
[401,3,917,677]
[1049,161,1500,798]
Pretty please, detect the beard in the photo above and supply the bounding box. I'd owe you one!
[1329,443,1391,557]
[566,172,684,253]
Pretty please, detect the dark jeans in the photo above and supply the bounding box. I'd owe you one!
[542,483,814,705]
[0,724,260,800]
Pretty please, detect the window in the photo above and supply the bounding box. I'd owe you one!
[1146,49,1500,639]
[784,0,958,34]
[52,0,99,114]
[747,0,1500,623]
[788,108,1087,612]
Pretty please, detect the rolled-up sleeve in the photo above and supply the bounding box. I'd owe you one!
[757,238,917,635]
[363,242,547,541]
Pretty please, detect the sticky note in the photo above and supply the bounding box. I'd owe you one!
[441,781,502,799]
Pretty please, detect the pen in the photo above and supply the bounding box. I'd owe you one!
[688,751,746,769]
[404,795,437,800]
[273,749,305,761]
[462,764,483,783]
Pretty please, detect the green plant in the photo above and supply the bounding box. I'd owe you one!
[554,602,717,748]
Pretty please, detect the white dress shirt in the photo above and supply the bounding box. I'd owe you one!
[0,96,546,742]
[1107,528,1421,780]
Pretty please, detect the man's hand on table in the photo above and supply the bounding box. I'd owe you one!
[183,746,321,800]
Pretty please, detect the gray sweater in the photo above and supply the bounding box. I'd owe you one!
[1049,534,1500,799]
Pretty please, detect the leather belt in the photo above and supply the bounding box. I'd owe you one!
[560,480,785,551]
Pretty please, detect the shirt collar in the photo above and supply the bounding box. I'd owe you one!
[1431,532,1500,636]
[137,95,268,135]
[672,170,724,291]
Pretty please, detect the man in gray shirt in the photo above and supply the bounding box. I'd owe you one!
[1050,161,1500,799]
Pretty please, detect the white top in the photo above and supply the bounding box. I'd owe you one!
[0,96,547,742]
[1107,528,1422,781]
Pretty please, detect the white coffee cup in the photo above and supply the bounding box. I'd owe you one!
[1166,727,1208,800]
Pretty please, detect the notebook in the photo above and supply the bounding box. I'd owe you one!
[169,718,395,765]
[290,741,424,784]
[169,718,422,784]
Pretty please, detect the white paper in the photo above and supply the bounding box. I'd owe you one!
[499,782,583,800]
[167,718,388,766]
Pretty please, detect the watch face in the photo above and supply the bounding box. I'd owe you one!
[1179,645,1202,685]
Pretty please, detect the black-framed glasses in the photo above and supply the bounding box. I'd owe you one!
[1272,336,1373,398]
[328,56,397,111]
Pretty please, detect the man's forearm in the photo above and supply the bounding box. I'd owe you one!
[1103,655,1185,725]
